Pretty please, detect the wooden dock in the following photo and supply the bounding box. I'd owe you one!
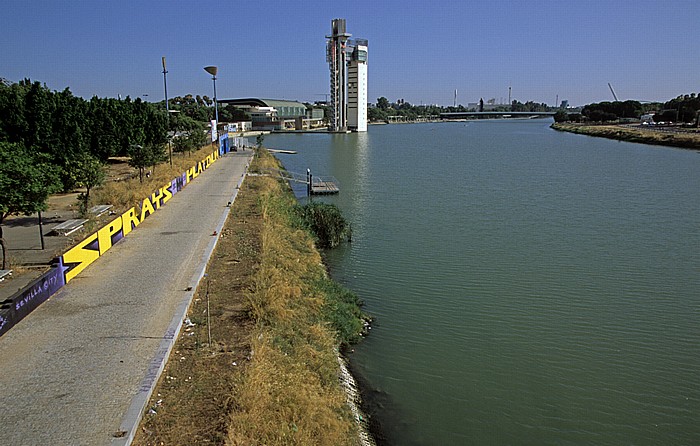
[255,168,340,195]
[311,180,339,195]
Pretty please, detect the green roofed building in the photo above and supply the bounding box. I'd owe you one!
[219,98,325,131]
[218,98,307,119]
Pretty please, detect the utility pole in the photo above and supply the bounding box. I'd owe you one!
[454,89,457,107]
[162,57,172,166]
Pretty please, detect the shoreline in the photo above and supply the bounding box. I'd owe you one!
[551,122,700,150]
[131,148,375,445]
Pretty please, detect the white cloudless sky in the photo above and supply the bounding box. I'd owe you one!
[1,0,698,107]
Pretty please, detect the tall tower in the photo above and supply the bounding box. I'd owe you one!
[326,19,351,132]
[348,39,368,132]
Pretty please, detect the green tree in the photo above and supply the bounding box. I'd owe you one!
[553,110,569,123]
[73,154,106,215]
[127,144,150,183]
[0,80,29,145]
[0,142,60,269]
[368,106,388,122]
[377,96,390,110]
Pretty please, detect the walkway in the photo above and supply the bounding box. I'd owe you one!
[0,150,253,445]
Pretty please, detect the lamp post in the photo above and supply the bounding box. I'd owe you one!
[162,57,172,166]
[204,66,219,141]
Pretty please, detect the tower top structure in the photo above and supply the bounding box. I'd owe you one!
[326,19,352,132]
[326,18,351,40]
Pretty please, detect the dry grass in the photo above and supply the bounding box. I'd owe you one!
[132,147,260,445]
[227,150,359,446]
[93,144,220,212]
[551,122,700,150]
[133,148,362,446]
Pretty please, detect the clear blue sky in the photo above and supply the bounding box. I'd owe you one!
[1,0,698,107]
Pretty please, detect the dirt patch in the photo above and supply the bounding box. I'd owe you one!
[106,156,137,183]
[43,158,135,217]
[132,174,262,445]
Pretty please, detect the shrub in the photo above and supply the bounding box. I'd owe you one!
[294,202,352,248]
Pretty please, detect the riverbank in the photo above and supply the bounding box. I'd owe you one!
[134,148,372,446]
[551,122,700,150]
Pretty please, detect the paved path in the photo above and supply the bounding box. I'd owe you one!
[0,151,253,445]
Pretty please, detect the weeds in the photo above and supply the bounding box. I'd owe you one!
[92,144,218,212]
[294,202,353,248]
[228,149,365,446]
[134,147,366,446]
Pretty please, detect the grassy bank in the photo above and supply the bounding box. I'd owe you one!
[134,148,368,446]
[551,122,700,150]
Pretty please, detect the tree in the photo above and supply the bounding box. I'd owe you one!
[127,144,150,183]
[73,154,106,215]
[0,142,60,269]
[553,110,569,123]
[377,97,390,110]
[368,106,388,122]
[0,80,29,145]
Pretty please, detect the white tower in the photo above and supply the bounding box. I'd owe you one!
[326,19,351,132]
[348,40,368,132]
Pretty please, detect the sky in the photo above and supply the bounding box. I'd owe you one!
[1,0,698,107]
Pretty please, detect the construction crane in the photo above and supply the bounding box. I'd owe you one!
[608,83,619,102]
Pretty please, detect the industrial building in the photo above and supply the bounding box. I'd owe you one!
[326,19,368,132]
[218,98,324,131]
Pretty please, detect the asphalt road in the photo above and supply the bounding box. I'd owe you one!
[0,150,253,445]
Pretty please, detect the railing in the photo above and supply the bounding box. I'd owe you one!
[255,168,339,195]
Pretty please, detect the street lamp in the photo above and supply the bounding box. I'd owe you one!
[163,57,172,166]
[204,65,219,139]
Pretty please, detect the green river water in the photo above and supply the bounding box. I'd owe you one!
[265,119,700,445]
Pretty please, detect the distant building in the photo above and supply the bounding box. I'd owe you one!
[348,40,368,132]
[640,113,655,124]
[326,19,368,132]
[225,122,252,133]
[218,98,309,131]
[326,19,351,132]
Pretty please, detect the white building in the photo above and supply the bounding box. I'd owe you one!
[347,41,368,132]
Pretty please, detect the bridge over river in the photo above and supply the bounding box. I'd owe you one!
[440,111,555,119]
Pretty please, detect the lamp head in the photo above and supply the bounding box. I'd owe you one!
[204,66,218,76]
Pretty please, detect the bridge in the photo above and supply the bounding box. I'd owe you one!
[440,111,555,119]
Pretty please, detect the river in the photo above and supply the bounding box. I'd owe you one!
[265,119,700,445]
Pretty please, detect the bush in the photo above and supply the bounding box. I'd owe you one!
[294,202,352,248]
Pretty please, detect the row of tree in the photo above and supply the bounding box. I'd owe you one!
[0,78,193,268]
[555,94,700,124]
[368,97,556,122]
[0,79,173,189]
[654,93,700,124]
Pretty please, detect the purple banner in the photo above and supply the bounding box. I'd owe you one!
[0,262,66,337]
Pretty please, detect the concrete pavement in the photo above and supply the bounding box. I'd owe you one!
[0,150,253,445]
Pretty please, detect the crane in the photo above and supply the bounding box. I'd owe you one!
[608,83,619,102]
